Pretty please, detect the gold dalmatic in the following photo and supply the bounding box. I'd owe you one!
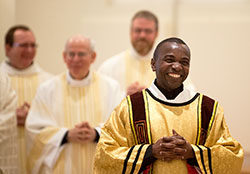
[127,90,220,173]
[94,88,244,174]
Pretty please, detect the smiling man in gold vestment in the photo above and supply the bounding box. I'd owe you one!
[94,37,244,174]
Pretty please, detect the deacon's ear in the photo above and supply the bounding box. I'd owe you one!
[151,58,156,71]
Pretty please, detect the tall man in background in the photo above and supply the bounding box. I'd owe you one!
[0,25,52,174]
[26,35,122,174]
[98,10,195,95]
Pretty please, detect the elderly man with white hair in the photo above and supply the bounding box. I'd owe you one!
[25,35,122,174]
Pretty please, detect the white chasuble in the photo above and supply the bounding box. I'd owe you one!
[0,72,19,174]
[26,72,122,174]
[0,61,52,174]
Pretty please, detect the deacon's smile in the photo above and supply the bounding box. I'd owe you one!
[168,73,181,78]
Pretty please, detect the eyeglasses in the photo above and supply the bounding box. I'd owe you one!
[132,28,154,34]
[67,52,88,59]
[13,43,38,49]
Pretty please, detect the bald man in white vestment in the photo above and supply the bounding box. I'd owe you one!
[25,35,122,174]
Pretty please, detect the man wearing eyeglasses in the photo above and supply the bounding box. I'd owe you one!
[98,10,195,96]
[25,35,122,174]
[0,25,52,174]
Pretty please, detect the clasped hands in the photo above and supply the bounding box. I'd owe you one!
[16,102,30,126]
[152,129,194,161]
[67,122,96,144]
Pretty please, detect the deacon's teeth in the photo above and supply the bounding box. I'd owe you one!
[169,73,180,78]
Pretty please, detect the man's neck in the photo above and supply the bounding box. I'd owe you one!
[69,71,89,80]
[7,61,33,70]
[154,80,183,100]
[131,47,152,59]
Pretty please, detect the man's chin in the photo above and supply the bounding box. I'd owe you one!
[21,61,33,69]
[136,41,149,47]
[135,46,151,55]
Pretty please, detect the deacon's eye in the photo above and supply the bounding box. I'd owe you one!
[164,58,174,63]
[180,60,190,66]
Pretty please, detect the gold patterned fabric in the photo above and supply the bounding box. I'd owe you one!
[94,85,244,174]
[26,72,122,174]
[0,72,19,174]
[0,61,52,174]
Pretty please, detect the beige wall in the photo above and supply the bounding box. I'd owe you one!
[177,0,250,153]
[13,0,173,73]
[1,0,250,155]
[0,0,15,62]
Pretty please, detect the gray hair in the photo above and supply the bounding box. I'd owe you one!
[64,35,95,52]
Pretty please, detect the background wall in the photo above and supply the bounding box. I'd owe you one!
[0,0,249,166]
[0,0,15,62]
[177,0,250,150]
[12,0,174,72]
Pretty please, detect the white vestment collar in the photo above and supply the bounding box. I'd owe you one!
[66,71,92,87]
[1,61,41,75]
[130,47,153,61]
[147,81,197,104]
